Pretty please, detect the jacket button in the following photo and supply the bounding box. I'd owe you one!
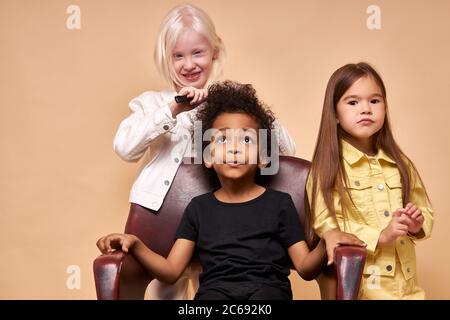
[386,265,393,272]
[354,181,360,187]
[377,184,384,190]
[183,134,188,140]
[174,157,180,163]
[163,125,170,130]
[384,210,390,217]
[164,180,170,186]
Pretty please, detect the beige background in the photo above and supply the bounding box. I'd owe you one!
[1,0,449,299]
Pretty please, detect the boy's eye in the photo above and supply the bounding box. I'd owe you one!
[371,98,381,104]
[173,53,183,59]
[348,100,358,106]
[216,135,227,144]
[242,135,253,144]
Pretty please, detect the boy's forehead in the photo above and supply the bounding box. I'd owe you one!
[211,112,259,130]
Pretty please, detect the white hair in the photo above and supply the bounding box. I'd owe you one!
[154,4,226,90]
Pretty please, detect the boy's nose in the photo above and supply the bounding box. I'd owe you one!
[227,149,241,154]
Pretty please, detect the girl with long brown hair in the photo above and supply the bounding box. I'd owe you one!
[307,62,434,299]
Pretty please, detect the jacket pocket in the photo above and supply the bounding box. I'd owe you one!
[346,176,373,211]
[385,173,403,208]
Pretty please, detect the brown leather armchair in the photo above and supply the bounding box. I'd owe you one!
[93,156,366,300]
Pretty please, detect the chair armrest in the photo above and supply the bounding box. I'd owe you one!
[334,245,366,300]
[93,251,152,300]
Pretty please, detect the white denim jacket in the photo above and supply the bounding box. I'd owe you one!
[114,90,297,211]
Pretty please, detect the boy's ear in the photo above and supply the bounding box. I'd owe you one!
[204,159,213,168]
[258,157,269,169]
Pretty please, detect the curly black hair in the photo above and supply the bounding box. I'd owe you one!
[195,80,276,185]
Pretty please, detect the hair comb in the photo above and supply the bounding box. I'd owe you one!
[174,95,194,104]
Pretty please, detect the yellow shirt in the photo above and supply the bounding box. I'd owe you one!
[307,139,434,280]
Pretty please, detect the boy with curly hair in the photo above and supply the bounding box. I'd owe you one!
[97,81,365,300]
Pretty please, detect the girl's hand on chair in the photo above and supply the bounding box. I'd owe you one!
[323,229,366,266]
[96,233,138,254]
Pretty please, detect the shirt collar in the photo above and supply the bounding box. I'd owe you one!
[340,139,396,165]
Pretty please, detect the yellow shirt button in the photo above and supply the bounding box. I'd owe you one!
[386,265,393,272]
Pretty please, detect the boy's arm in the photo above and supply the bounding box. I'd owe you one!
[97,233,195,285]
[288,239,327,281]
[132,237,195,284]
[288,231,367,281]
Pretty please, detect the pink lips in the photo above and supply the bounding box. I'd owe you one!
[226,162,243,168]
[358,118,374,125]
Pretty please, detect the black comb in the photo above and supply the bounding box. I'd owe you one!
[174,95,193,104]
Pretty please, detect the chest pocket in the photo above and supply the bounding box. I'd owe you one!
[385,173,403,209]
[346,177,373,212]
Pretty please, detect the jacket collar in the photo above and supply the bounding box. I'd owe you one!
[341,139,396,165]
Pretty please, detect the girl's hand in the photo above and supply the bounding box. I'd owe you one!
[169,87,208,118]
[323,229,366,266]
[403,202,424,235]
[178,87,208,106]
[378,210,410,245]
[96,233,138,254]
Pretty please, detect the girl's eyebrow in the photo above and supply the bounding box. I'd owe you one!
[343,95,360,101]
[343,93,383,100]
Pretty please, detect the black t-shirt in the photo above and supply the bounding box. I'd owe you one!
[175,187,305,290]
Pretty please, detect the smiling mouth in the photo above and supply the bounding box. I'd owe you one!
[183,72,201,81]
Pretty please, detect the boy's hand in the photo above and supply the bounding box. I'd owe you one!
[378,210,410,245]
[323,229,366,266]
[403,202,424,235]
[96,233,138,254]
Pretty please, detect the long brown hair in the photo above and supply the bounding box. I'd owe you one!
[308,62,429,227]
